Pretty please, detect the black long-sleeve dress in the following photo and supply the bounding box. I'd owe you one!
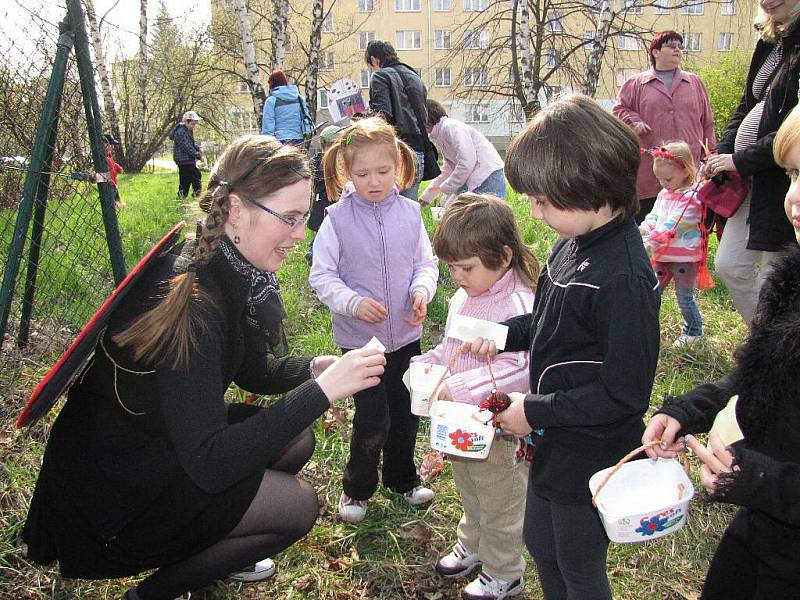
[23,237,330,578]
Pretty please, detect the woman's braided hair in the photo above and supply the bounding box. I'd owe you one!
[113,135,310,368]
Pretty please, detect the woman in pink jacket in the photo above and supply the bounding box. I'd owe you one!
[419,99,506,207]
[612,30,716,223]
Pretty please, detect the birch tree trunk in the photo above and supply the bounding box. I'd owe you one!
[306,0,324,118]
[132,0,148,165]
[225,0,267,121]
[84,0,122,159]
[270,0,290,72]
[518,0,540,117]
[583,0,613,97]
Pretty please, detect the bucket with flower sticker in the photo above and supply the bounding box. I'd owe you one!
[589,456,695,543]
[428,400,494,459]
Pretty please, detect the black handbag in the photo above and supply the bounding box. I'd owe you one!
[420,138,441,181]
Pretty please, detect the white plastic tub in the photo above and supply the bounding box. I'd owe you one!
[428,401,494,459]
[408,362,448,416]
[588,458,695,543]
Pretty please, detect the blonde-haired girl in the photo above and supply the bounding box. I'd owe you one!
[639,141,705,347]
[310,117,439,523]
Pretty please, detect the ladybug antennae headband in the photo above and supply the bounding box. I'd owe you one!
[642,146,686,168]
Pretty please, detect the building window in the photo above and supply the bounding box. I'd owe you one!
[235,80,249,93]
[359,31,375,50]
[584,30,596,50]
[654,0,670,13]
[718,32,733,50]
[464,30,490,49]
[434,0,452,9]
[682,31,702,51]
[360,69,371,88]
[321,14,334,32]
[546,12,563,32]
[587,0,611,12]
[545,84,562,100]
[680,0,704,14]
[616,68,638,86]
[435,67,451,86]
[722,0,736,13]
[465,103,490,123]
[464,66,490,86]
[511,104,526,123]
[395,0,421,11]
[230,106,257,131]
[435,30,452,49]
[545,49,559,68]
[320,51,335,71]
[396,30,422,49]
[618,34,639,51]
[359,0,374,10]
[621,0,643,12]
[318,89,329,109]
[464,0,489,10]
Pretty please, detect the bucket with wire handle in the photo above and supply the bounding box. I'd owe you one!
[589,442,695,543]
[425,347,510,460]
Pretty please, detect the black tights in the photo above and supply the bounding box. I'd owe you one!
[135,429,318,600]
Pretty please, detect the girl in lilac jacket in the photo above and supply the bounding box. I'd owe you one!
[419,99,506,207]
[309,117,439,524]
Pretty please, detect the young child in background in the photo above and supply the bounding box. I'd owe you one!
[103,134,125,210]
[306,124,344,265]
[309,117,439,523]
[464,95,660,600]
[412,193,538,600]
[639,142,705,347]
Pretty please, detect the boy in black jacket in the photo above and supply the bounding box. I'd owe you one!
[464,95,660,600]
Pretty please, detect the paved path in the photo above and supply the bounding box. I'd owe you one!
[149,158,177,171]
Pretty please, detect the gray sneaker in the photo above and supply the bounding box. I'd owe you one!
[228,558,276,582]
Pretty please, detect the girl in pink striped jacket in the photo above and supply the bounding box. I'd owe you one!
[412,193,538,600]
[639,141,705,347]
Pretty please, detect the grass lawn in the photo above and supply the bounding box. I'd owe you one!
[0,170,745,599]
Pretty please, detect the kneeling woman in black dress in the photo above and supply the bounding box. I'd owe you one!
[22,135,386,599]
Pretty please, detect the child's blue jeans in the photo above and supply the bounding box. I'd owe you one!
[654,261,703,336]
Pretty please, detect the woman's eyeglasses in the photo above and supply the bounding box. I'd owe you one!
[663,42,684,50]
[244,196,310,229]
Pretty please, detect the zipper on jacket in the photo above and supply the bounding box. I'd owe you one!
[375,202,394,350]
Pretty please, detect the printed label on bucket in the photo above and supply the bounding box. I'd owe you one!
[434,424,488,454]
[630,506,685,538]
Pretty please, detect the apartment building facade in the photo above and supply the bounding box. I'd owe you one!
[222,0,756,143]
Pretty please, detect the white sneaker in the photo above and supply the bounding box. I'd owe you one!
[339,492,367,523]
[403,485,435,506]
[673,334,702,347]
[462,572,523,600]
[228,558,276,582]
[435,541,482,578]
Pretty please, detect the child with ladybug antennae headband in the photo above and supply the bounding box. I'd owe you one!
[639,141,708,347]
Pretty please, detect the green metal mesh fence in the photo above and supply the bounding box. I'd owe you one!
[0,14,119,426]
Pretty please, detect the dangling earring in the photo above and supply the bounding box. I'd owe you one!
[234,233,240,244]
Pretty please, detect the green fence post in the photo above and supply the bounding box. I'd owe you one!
[18,83,64,347]
[0,26,74,350]
[67,0,127,285]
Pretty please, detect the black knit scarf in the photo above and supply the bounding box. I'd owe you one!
[217,235,288,357]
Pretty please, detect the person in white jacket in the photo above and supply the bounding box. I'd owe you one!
[419,99,506,207]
